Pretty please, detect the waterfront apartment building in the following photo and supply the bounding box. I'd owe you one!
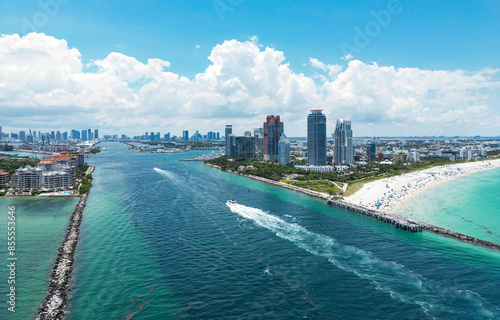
[225,125,233,156]
[0,169,8,186]
[334,119,354,165]
[366,143,377,160]
[263,115,284,162]
[307,110,327,166]
[278,134,291,165]
[236,136,256,160]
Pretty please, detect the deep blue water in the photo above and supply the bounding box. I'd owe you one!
[69,142,500,319]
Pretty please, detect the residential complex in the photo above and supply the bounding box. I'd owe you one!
[333,119,354,165]
[263,115,284,162]
[307,110,327,166]
[8,152,85,192]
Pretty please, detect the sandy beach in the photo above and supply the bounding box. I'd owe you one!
[344,159,500,214]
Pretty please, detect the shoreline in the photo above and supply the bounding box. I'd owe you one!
[205,163,500,250]
[344,159,500,214]
[36,166,94,320]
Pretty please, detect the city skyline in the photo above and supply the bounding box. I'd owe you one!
[1,2,499,137]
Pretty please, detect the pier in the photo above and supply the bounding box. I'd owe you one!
[327,199,423,232]
[37,167,94,320]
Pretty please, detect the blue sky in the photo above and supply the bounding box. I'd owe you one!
[0,0,499,136]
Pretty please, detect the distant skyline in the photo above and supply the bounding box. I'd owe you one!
[1,1,499,136]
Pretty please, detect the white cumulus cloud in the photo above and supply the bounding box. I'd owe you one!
[1,33,499,137]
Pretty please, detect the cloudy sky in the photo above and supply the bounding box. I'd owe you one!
[1,0,499,137]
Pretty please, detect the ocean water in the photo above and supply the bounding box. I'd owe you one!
[3,142,500,319]
[68,142,500,319]
[394,167,500,245]
[0,197,79,320]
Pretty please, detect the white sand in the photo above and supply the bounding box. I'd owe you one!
[344,159,500,213]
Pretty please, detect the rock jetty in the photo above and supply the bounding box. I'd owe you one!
[37,167,93,319]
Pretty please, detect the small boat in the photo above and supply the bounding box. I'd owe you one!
[227,199,237,205]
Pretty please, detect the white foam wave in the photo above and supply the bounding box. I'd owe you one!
[153,167,180,183]
[227,202,498,318]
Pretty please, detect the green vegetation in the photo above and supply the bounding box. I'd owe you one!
[79,178,92,195]
[76,164,90,180]
[0,159,41,175]
[31,189,42,196]
[89,148,101,154]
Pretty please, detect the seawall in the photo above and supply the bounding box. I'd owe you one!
[36,166,94,320]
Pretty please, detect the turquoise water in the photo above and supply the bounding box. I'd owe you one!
[3,142,500,319]
[395,167,500,244]
[68,142,500,319]
[0,197,79,320]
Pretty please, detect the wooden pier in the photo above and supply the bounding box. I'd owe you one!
[327,198,423,232]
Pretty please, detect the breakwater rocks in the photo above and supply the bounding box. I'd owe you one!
[327,199,423,232]
[37,167,94,319]
[420,223,500,250]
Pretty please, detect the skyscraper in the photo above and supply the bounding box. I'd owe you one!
[0,126,2,140]
[334,119,354,165]
[236,136,256,160]
[182,130,189,141]
[81,129,87,141]
[263,115,283,162]
[225,125,233,156]
[19,131,26,142]
[307,110,327,166]
[278,134,291,165]
[88,129,92,140]
[366,143,376,160]
[94,129,99,139]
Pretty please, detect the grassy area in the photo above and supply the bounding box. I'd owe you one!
[281,179,343,195]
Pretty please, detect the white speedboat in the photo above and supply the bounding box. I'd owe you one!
[227,199,237,206]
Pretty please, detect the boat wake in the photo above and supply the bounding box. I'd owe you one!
[226,202,498,319]
[153,167,180,184]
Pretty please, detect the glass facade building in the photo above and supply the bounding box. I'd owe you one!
[307,110,327,166]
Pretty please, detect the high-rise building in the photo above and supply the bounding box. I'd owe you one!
[151,132,155,141]
[263,115,283,162]
[62,132,68,140]
[56,131,62,141]
[366,143,376,160]
[19,131,26,141]
[87,129,92,140]
[236,136,256,160]
[334,119,354,165]
[182,130,189,141]
[51,131,55,140]
[216,132,220,140]
[164,133,170,141]
[307,110,327,166]
[94,129,99,139]
[278,134,291,165]
[254,127,264,152]
[225,125,233,156]
[81,129,88,141]
[0,126,2,141]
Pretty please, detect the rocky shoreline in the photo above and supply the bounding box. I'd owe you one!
[36,167,94,320]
